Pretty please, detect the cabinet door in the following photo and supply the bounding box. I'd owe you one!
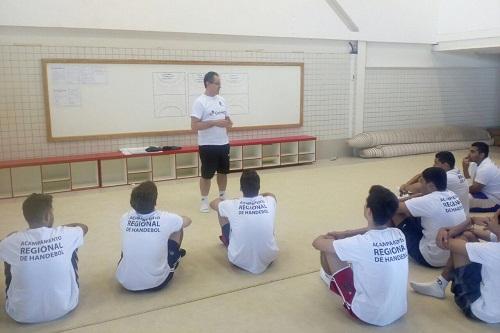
[152,155,176,181]
[11,166,42,197]
[41,163,71,193]
[298,140,316,163]
[101,159,127,187]
[71,161,99,189]
[0,168,12,198]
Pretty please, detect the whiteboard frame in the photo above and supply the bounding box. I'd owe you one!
[42,59,304,142]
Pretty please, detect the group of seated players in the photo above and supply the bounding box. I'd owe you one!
[0,142,499,326]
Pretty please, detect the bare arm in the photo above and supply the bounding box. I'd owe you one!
[261,192,276,202]
[191,116,232,130]
[436,219,472,249]
[326,227,368,240]
[312,235,336,253]
[181,216,192,228]
[210,198,222,212]
[63,223,88,235]
[469,182,485,194]
[448,238,469,257]
[395,201,412,217]
[400,173,422,194]
[191,117,215,131]
[225,116,233,128]
[462,157,471,179]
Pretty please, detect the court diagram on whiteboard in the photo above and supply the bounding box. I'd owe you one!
[188,72,250,115]
[152,72,187,117]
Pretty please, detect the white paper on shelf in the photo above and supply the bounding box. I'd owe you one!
[120,147,149,155]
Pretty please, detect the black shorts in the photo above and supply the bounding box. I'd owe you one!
[451,263,482,320]
[397,216,433,267]
[199,144,230,179]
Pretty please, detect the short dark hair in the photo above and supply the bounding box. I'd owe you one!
[366,185,399,226]
[435,151,455,169]
[240,170,260,197]
[422,167,447,191]
[203,71,219,88]
[130,181,157,214]
[23,193,53,225]
[472,142,489,158]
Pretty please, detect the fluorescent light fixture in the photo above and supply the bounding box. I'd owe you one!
[324,0,359,32]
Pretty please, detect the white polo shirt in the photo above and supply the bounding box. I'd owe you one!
[333,228,408,326]
[219,195,278,274]
[191,94,229,146]
[0,226,84,323]
[467,241,500,323]
[447,168,470,215]
[116,210,183,291]
[474,158,500,204]
[405,190,466,266]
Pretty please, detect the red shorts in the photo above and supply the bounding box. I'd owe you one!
[329,266,358,319]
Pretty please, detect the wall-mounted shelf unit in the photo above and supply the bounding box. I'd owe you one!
[0,136,315,198]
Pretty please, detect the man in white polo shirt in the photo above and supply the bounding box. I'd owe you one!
[191,71,233,213]
[411,209,500,324]
[116,181,192,291]
[399,151,469,215]
[210,170,278,274]
[312,185,408,326]
[462,142,500,213]
[0,193,88,323]
[394,167,466,268]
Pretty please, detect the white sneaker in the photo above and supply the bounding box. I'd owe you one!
[200,200,210,213]
[410,279,446,299]
[319,267,333,287]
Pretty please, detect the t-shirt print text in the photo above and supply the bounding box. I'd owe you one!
[238,199,269,215]
[126,215,161,233]
[20,236,64,261]
[210,109,225,116]
[440,195,463,213]
[373,238,407,263]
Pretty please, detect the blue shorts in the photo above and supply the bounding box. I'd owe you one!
[220,223,230,247]
[451,263,482,320]
[470,192,500,213]
[397,216,433,267]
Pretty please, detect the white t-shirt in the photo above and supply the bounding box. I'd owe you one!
[405,190,466,267]
[116,210,183,291]
[447,168,470,215]
[466,241,500,323]
[333,228,408,326]
[218,195,278,274]
[473,158,500,205]
[191,94,229,146]
[0,226,84,323]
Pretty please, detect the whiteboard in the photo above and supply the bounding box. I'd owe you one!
[43,60,303,141]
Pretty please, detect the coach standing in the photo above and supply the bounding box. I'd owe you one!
[191,71,233,212]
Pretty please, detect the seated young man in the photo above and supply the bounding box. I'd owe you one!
[0,193,88,323]
[393,167,466,268]
[210,170,278,274]
[312,185,408,326]
[399,151,469,214]
[411,209,500,323]
[463,142,500,213]
[116,181,191,291]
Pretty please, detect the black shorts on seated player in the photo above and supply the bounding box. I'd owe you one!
[199,144,230,179]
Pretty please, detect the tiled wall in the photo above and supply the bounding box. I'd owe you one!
[363,68,500,132]
[1,43,499,161]
[0,45,352,160]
